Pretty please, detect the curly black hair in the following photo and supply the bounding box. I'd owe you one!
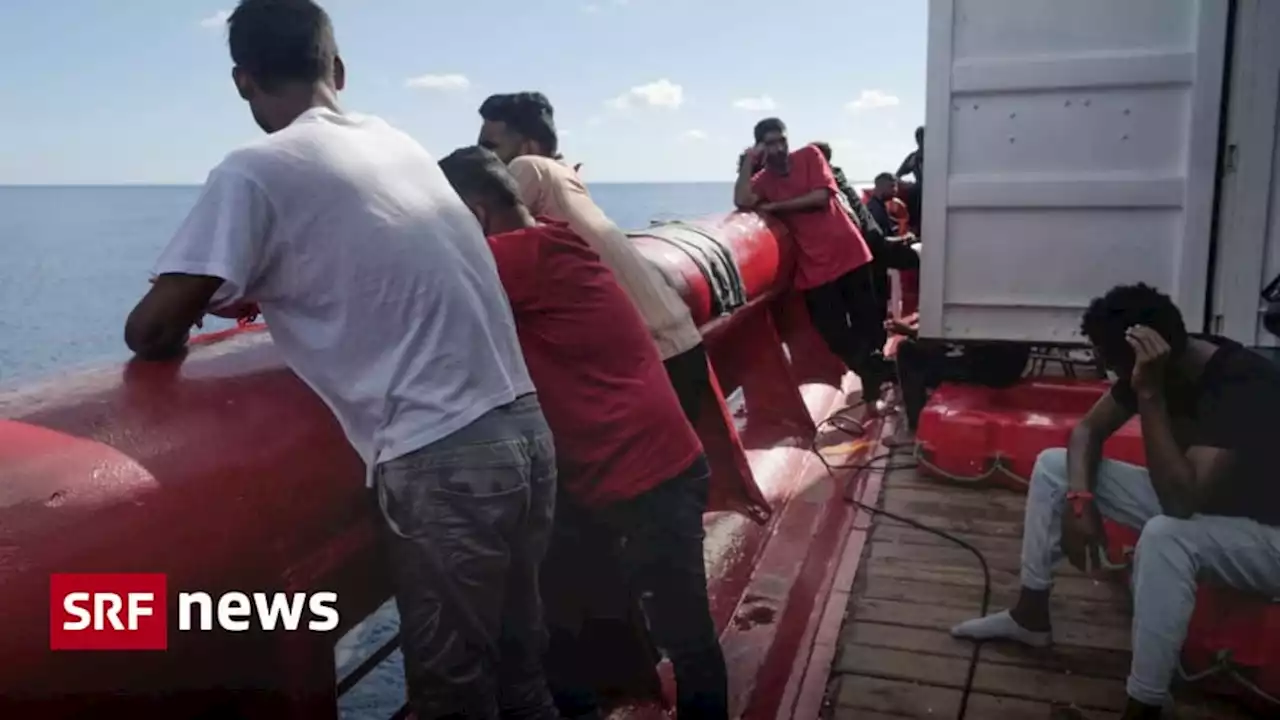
[1080,283,1188,372]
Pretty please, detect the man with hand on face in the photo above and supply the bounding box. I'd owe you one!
[438,146,729,720]
[866,173,904,238]
[951,283,1280,719]
[123,3,558,718]
[735,118,892,410]
[477,92,712,425]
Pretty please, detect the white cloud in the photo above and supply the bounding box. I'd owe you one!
[404,74,471,91]
[199,9,231,29]
[606,78,684,110]
[586,115,603,127]
[846,89,900,112]
[581,3,601,12]
[680,129,708,142]
[732,96,777,112]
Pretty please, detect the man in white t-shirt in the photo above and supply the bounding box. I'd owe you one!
[123,2,559,718]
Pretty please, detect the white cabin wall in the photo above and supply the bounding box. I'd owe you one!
[920,0,1229,343]
[1211,0,1280,348]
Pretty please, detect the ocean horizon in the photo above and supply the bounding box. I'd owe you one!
[0,182,737,385]
[0,180,736,188]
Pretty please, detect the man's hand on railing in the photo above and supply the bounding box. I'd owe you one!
[209,301,261,323]
[885,317,919,339]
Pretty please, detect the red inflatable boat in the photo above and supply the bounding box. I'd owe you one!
[4,211,1273,719]
[0,212,886,719]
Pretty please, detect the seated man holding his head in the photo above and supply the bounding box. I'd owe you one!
[951,283,1280,719]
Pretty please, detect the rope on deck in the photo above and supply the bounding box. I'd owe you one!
[1177,652,1280,708]
[911,447,1030,488]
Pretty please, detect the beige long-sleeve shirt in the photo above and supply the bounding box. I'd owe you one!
[508,155,703,360]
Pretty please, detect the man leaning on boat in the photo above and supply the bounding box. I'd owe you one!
[437,146,729,720]
[123,1,561,717]
[734,118,893,411]
[951,283,1280,720]
[475,92,714,427]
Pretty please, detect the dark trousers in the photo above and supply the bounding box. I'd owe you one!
[868,241,920,320]
[897,339,964,431]
[803,264,890,402]
[904,182,923,235]
[663,343,710,426]
[373,395,559,720]
[897,339,1030,430]
[543,457,728,720]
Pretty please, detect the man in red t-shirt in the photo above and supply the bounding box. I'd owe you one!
[439,146,729,720]
[735,117,893,406]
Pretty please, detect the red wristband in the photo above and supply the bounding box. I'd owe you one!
[1066,490,1094,517]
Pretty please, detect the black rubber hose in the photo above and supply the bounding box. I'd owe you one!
[811,410,991,720]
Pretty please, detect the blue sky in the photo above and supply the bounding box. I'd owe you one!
[0,0,925,184]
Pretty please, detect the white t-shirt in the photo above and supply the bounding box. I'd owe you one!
[153,107,534,485]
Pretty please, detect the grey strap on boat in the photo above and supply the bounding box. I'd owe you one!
[628,220,747,317]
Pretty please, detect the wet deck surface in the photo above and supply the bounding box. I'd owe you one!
[825,462,1259,720]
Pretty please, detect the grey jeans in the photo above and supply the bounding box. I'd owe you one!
[374,394,559,720]
[1023,448,1280,706]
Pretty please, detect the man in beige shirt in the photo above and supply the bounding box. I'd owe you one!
[477,92,710,424]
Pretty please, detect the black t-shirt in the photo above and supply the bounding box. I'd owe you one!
[1109,335,1280,526]
[866,196,897,237]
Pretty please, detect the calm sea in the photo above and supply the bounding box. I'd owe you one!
[0,181,733,717]
[0,182,733,385]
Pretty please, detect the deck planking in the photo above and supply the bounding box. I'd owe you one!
[823,465,1259,720]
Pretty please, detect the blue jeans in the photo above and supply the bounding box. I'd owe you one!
[1023,448,1280,706]
[374,394,559,720]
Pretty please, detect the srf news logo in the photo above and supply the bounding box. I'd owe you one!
[49,573,340,651]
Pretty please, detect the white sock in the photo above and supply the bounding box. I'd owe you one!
[950,609,1052,648]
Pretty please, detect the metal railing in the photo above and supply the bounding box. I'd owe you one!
[336,629,411,719]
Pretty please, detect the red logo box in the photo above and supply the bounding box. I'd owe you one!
[49,573,168,650]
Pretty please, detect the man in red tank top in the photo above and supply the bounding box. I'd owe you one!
[438,146,729,720]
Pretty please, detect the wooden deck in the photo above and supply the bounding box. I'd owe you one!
[823,463,1259,720]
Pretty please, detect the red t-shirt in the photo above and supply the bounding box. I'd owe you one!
[486,221,704,507]
[752,145,873,290]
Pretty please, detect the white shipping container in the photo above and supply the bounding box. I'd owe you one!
[918,0,1230,343]
[1209,0,1280,348]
